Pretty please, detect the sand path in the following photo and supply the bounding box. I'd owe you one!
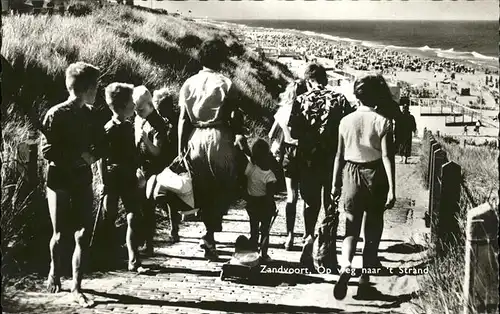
[4,141,429,314]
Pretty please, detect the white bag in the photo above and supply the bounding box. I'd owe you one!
[156,168,191,194]
[176,172,195,209]
[155,169,195,209]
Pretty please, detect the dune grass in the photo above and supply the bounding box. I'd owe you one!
[437,135,498,205]
[2,3,293,130]
[415,133,498,313]
[418,133,498,204]
[1,2,294,289]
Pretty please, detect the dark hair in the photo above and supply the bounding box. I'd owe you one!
[354,74,401,119]
[251,138,270,166]
[304,63,328,86]
[198,38,229,70]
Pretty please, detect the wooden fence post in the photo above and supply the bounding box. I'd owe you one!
[463,203,499,314]
[430,148,446,242]
[424,139,438,228]
[428,141,440,192]
[436,161,461,254]
[427,138,438,187]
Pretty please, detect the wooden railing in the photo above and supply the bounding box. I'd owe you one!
[424,130,462,247]
[422,130,499,314]
[412,97,497,128]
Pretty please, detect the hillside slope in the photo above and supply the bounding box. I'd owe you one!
[0,3,294,289]
[2,3,293,136]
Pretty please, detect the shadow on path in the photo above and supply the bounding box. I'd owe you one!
[223,218,252,223]
[379,256,428,264]
[234,259,340,286]
[384,243,427,254]
[87,289,350,313]
[152,252,230,263]
[350,291,418,308]
[139,264,221,277]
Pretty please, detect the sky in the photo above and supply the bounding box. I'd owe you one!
[143,0,499,20]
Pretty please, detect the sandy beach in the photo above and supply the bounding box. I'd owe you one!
[216,22,499,141]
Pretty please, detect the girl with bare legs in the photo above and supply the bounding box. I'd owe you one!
[331,74,396,300]
[269,80,306,250]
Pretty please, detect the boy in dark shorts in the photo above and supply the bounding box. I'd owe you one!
[99,83,147,273]
[41,61,101,307]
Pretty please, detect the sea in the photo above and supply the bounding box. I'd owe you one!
[223,20,499,69]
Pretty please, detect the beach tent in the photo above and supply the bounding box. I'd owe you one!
[460,88,471,96]
[457,82,471,96]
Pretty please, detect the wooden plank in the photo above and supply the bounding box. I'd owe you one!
[436,161,461,254]
[430,148,446,242]
[463,203,499,314]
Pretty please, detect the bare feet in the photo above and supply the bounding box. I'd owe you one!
[47,273,61,293]
[71,291,95,308]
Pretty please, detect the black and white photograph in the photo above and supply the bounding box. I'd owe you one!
[1,0,499,313]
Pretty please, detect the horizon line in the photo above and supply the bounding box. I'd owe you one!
[217,18,498,21]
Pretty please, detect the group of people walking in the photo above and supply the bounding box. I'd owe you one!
[40,38,410,307]
[271,66,403,300]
